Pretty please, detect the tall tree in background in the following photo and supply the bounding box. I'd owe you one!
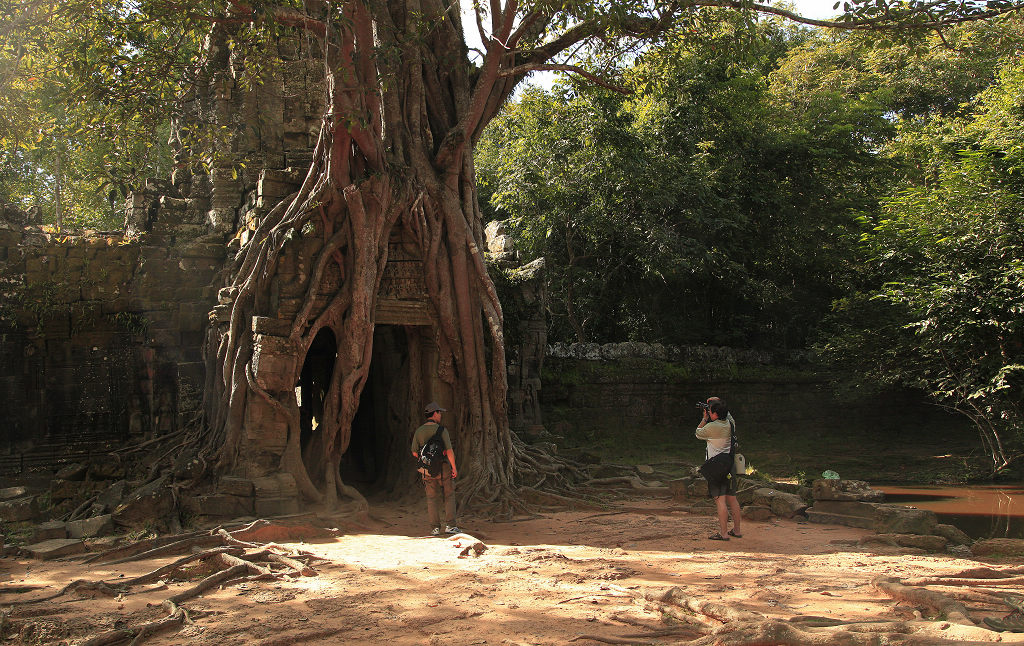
[0,4,188,227]
[3,0,1023,503]
[820,51,1024,475]
[477,14,889,348]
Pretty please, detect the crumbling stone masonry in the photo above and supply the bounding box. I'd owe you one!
[0,217,223,472]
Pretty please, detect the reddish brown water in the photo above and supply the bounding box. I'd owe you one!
[880,484,1024,540]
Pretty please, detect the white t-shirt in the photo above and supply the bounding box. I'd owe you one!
[695,413,734,459]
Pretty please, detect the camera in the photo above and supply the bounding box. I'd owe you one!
[696,402,711,414]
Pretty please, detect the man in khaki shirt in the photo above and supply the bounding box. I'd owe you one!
[696,397,742,541]
[411,402,459,536]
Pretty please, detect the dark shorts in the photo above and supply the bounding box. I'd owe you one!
[707,473,736,498]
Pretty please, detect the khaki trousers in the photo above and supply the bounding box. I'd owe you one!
[422,462,455,529]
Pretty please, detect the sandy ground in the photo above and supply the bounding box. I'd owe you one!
[0,494,1019,645]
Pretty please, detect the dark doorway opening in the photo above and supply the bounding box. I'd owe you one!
[299,327,337,485]
[341,325,411,496]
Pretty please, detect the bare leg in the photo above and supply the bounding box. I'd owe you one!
[726,495,742,536]
[715,496,730,536]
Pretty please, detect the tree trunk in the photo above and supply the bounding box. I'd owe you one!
[198,1,528,509]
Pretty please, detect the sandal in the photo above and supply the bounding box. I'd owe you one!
[708,532,729,541]
[728,529,743,538]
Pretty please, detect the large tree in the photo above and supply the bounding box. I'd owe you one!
[3,0,1022,507]
[477,14,884,349]
[820,55,1024,475]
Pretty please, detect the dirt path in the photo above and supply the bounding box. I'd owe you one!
[1,496,1020,645]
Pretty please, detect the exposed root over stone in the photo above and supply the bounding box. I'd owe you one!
[570,578,1024,645]
[5,520,325,646]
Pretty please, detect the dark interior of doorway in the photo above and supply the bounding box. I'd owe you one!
[299,328,336,487]
[340,325,410,496]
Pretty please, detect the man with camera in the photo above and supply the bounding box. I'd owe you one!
[696,396,743,541]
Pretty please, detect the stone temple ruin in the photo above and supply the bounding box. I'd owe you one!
[0,29,545,528]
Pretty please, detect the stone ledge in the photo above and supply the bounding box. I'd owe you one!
[807,510,876,530]
[24,538,86,560]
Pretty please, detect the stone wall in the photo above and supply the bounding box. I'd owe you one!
[0,223,223,473]
[541,342,966,441]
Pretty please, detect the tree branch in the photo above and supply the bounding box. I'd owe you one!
[501,64,630,94]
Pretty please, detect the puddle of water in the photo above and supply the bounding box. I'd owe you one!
[879,484,1024,540]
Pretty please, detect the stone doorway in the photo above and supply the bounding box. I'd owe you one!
[340,325,414,496]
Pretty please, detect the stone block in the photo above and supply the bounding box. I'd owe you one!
[113,475,175,529]
[50,479,104,503]
[195,494,254,518]
[159,196,188,211]
[748,488,808,518]
[252,333,297,391]
[972,538,1024,557]
[179,242,225,260]
[24,538,86,560]
[211,192,241,210]
[0,496,38,522]
[97,480,129,509]
[219,476,255,497]
[207,208,237,232]
[809,499,878,519]
[863,533,948,552]
[934,523,972,546]
[89,456,127,480]
[760,481,813,501]
[252,475,282,498]
[148,327,180,348]
[66,514,114,539]
[252,473,298,499]
[252,316,292,336]
[742,505,774,521]
[258,174,299,199]
[668,478,689,499]
[254,496,299,518]
[873,504,937,536]
[806,510,876,530]
[812,479,885,502]
[0,486,28,501]
[32,521,67,542]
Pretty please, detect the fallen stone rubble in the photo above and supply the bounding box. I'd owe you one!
[669,473,1004,556]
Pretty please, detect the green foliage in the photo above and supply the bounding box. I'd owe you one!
[0,1,204,227]
[820,55,1024,473]
[477,13,876,348]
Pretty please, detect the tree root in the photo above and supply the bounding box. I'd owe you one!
[902,575,1024,587]
[872,575,975,625]
[102,535,228,566]
[77,605,187,646]
[519,485,606,510]
[12,521,322,646]
[574,578,1024,646]
[82,526,241,564]
[2,579,122,606]
[570,635,659,644]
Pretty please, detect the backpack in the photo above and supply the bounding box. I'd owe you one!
[419,424,447,476]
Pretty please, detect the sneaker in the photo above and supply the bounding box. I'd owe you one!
[430,527,442,536]
[445,525,461,534]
